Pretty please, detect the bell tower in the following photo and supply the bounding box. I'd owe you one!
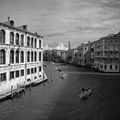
[68,41,71,50]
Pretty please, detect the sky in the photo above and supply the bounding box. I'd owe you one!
[0,0,120,48]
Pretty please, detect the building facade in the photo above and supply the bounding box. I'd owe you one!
[72,41,94,67]
[0,19,44,95]
[94,34,120,72]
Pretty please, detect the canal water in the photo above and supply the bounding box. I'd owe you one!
[0,62,120,120]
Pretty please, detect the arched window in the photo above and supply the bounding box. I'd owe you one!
[21,51,24,63]
[16,50,19,63]
[110,65,112,70]
[27,51,30,62]
[34,52,37,61]
[39,52,41,61]
[104,64,107,70]
[35,38,37,48]
[31,37,33,47]
[0,30,5,44]
[27,36,30,47]
[0,49,5,64]
[10,32,14,45]
[16,33,19,45]
[31,51,33,62]
[39,40,41,48]
[21,35,24,46]
[10,50,14,63]
[116,65,118,70]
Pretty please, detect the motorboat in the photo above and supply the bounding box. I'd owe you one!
[56,67,62,72]
[60,73,66,79]
[58,68,61,72]
[79,88,92,99]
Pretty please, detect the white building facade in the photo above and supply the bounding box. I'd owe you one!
[94,34,120,72]
[0,19,44,95]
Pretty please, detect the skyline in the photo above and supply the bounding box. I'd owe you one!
[0,0,120,48]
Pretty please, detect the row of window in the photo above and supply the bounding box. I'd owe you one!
[0,29,42,48]
[27,36,41,48]
[105,39,118,44]
[102,64,118,70]
[0,49,41,64]
[98,64,118,70]
[0,66,42,82]
[10,69,24,80]
[27,66,41,75]
[27,51,41,62]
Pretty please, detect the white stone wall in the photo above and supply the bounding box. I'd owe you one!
[0,23,44,93]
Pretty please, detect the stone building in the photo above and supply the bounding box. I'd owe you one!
[72,41,94,67]
[94,33,120,72]
[0,18,44,96]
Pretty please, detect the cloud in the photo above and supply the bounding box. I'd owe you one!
[0,0,120,48]
[46,33,65,37]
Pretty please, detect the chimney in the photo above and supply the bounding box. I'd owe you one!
[35,32,37,35]
[8,17,10,21]
[68,41,71,50]
[4,17,14,26]
[16,25,27,30]
[10,20,14,26]
[23,25,27,30]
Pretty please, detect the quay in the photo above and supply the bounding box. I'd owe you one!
[0,72,47,100]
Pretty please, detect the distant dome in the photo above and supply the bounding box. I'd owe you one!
[54,43,68,51]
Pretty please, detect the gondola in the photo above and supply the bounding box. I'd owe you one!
[79,88,92,99]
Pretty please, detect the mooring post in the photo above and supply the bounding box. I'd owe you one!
[49,72,52,81]
[24,82,25,93]
[51,72,52,81]
[30,79,32,91]
[49,72,51,81]
[11,85,13,100]
[17,84,19,97]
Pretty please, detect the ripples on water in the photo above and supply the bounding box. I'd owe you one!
[0,64,120,120]
[47,65,120,120]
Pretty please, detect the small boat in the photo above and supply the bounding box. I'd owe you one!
[58,68,61,72]
[56,67,62,72]
[79,88,92,99]
[60,73,66,79]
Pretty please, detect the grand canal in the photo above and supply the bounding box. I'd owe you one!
[0,62,120,120]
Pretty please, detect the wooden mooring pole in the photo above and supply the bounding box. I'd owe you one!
[11,85,13,100]
[17,84,20,97]
[30,79,32,91]
[50,72,52,81]
[23,82,25,93]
